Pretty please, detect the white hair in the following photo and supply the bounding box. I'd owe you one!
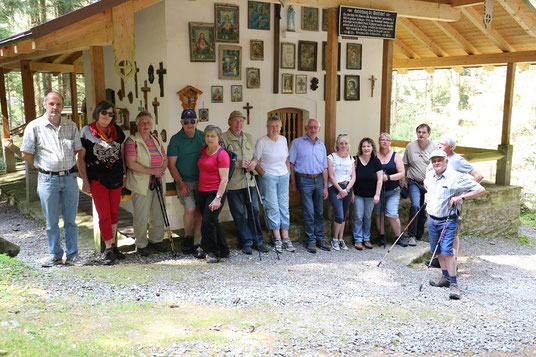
[441,134,456,149]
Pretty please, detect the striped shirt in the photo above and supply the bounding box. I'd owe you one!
[125,137,165,168]
[424,166,479,218]
[20,115,82,172]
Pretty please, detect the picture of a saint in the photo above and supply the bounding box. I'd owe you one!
[248,1,270,30]
[246,68,260,88]
[295,74,307,94]
[346,43,362,70]
[195,32,209,56]
[344,75,360,101]
[298,41,317,72]
[250,40,264,60]
[218,45,241,80]
[282,74,293,94]
[222,49,240,77]
[231,85,243,102]
[211,86,223,103]
[281,42,295,69]
[189,23,215,62]
[302,7,319,31]
[215,4,239,43]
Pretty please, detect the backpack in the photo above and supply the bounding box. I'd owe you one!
[202,145,237,180]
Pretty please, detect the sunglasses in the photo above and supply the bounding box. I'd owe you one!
[100,110,115,117]
[182,119,197,125]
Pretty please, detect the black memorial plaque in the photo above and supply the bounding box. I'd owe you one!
[339,6,397,40]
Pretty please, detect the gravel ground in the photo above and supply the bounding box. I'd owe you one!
[1,199,536,356]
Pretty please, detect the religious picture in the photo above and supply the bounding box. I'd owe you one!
[322,9,328,31]
[344,75,360,101]
[188,23,216,62]
[295,74,307,94]
[298,40,317,72]
[302,7,319,31]
[246,67,260,88]
[322,41,341,71]
[280,42,295,69]
[211,86,223,103]
[324,74,341,101]
[248,1,270,30]
[215,3,239,43]
[250,40,264,61]
[282,73,293,94]
[199,108,209,122]
[346,43,362,70]
[219,45,242,80]
[231,85,243,102]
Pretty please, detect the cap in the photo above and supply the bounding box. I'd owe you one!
[228,110,245,121]
[181,109,197,120]
[429,149,447,161]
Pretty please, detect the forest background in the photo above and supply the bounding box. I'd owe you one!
[0,0,535,207]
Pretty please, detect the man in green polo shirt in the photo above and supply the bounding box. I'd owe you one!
[168,109,206,258]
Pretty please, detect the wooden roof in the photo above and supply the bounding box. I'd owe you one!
[0,0,534,72]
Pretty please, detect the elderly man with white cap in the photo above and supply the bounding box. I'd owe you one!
[424,149,486,300]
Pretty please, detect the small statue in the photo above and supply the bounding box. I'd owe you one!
[287,6,295,32]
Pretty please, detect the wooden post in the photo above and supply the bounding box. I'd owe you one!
[69,72,80,128]
[496,144,513,186]
[501,62,516,145]
[380,40,394,134]
[0,67,16,172]
[89,46,106,114]
[273,4,281,94]
[324,7,338,153]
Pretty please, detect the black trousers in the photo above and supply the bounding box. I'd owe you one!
[197,190,229,258]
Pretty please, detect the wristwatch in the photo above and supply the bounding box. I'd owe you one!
[216,193,222,199]
[461,193,465,201]
[177,179,183,184]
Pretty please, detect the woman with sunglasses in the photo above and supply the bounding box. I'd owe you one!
[78,101,127,264]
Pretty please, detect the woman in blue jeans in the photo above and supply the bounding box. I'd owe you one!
[352,138,383,250]
[252,116,295,253]
[327,134,355,251]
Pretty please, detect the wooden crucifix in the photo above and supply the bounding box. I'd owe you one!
[152,97,160,124]
[243,102,253,125]
[369,75,377,97]
[141,80,151,111]
[134,61,140,98]
[118,78,125,101]
[157,62,167,98]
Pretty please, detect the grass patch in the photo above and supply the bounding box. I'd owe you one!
[518,234,534,246]
[520,204,536,228]
[0,253,35,282]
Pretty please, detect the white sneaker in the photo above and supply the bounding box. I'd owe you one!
[331,239,340,251]
[274,239,283,253]
[339,240,349,250]
[408,237,417,246]
[282,239,295,252]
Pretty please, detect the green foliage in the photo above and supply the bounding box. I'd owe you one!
[520,203,536,228]
[0,254,34,282]
[518,234,534,246]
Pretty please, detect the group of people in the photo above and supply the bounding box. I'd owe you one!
[21,91,487,299]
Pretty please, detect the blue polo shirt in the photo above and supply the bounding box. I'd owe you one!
[289,135,328,174]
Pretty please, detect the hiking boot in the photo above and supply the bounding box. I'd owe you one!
[242,246,253,255]
[65,256,85,266]
[41,256,63,268]
[449,284,461,300]
[331,239,340,251]
[378,235,386,248]
[274,240,283,254]
[283,239,295,252]
[181,236,194,254]
[316,240,331,251]
[339,240,349,251]
[430,276,450,288]
[137,246,150,257]
[206,253,220,263]
[150,241,167,252]
[354,242,363,250]
[193,245,205,259]
[408,237,417,246]
[112,244,126,260]
[102,248,115,265]
[255,243,270,253]
[363,241,373,249]
[306,242,317,254]
[397,238,408,247]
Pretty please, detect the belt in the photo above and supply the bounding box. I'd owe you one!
[430,214,458,221]
[409,178,424,185]
[338,181,349,185]
[37,167,77,176]
[296,172,321,178]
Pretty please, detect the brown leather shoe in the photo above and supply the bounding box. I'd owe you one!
[354,242,363,250]
[363,241,373,249]
[449,284,461,300]
[430,276,450,288]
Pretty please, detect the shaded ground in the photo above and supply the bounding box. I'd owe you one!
[1,199,535,356]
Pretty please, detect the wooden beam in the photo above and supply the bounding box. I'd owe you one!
[273,4,280,94]
[0,67,16,172]
[501,62,516,145]
[394,39,421,59]
[461,7,515,52]
[380,40,394,134]
[433,21,480,55]
[29,62,84,73]
[89,46,106,110]
[398,18,449,57]
[451,0,484,7]
[325,7,338,152]
[20,60,36,124]
[260,0,461,21]
[393,50,536,68]
[69,72,80,128]
[497,0,536,40]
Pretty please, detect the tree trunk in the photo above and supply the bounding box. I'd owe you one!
[449,69,460,119]
[425,73,433,117]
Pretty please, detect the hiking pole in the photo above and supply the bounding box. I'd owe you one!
[377,202,427,267]
[250,171,280,260]
[379,177,386,249]
[419,208,456,292]
[244,169,262,261]
[151,175,177,257]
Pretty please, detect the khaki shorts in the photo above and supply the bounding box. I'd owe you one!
[176,181,199,210]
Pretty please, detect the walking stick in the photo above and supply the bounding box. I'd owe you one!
[379,176,386,248]
[244,170,262,261]
[150,175,177,256]
[377,202,427,267]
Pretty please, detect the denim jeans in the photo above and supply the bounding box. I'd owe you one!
[37,172,79,259]
[352,196,374,242]
[227,187,263,247]
[428,216,458,256]
[408,179,427,239]
[260,172,290,230]
[373,186,401,218]
[296,175,325,244]
[328,183,351,224]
